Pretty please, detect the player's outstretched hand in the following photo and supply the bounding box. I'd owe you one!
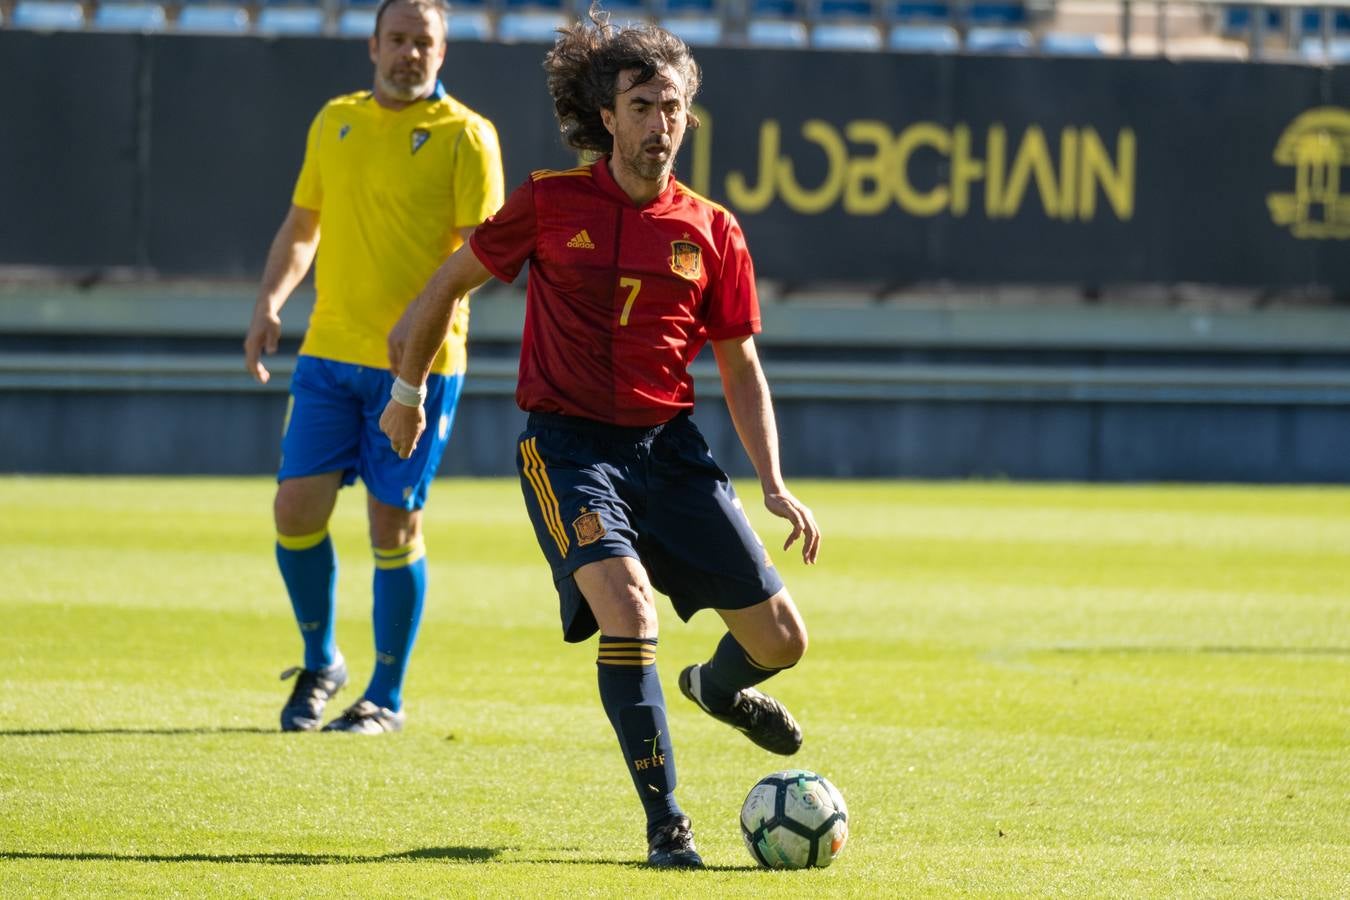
[244,310,282,384]
[764,489,821,564]
[379,399,426,460]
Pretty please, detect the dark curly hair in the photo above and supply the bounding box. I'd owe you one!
[543,3,702,155]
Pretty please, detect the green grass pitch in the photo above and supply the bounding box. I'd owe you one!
[1,476,1347,897]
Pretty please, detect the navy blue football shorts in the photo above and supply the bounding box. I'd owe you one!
[516,410,785,643]
[278,355,463,511]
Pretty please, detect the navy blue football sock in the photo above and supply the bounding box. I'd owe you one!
[364,537,428,713]
[596,636,683,835]
[276,530,338,671]
[696,632,786,713]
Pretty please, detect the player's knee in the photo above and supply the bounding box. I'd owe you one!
[590,582,658,637]
[760,624,807,670]
[274,487,319,535]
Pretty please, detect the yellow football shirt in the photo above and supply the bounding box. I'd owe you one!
[292,86,504,375]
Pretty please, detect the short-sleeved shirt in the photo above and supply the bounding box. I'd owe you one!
[292,84,504,375]
[469,158,761,426]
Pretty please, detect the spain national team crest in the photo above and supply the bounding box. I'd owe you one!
[411,128,430,155]
[573,508,606,546]
[669,239,702,281]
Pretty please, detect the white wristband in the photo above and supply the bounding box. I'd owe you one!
[390,376,427,408]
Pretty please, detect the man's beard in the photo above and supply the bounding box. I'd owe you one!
[622,136,676,182]
[378,69,432,102]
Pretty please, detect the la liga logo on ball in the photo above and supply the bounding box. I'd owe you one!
[740,769,848,869]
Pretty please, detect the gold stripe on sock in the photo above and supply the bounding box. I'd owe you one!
[373,536,426,570]
[277,529,328,551]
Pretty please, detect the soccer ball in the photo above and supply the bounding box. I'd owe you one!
[740,769,848,869]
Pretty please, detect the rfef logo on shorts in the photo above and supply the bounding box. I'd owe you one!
[573,508,606,546]
[669,239,702,280]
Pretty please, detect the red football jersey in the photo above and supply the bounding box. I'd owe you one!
[469,158,761,426]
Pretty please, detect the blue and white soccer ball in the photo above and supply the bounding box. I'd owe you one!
[740,769,849,869]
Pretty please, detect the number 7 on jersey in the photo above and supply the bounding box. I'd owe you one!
[618,277,642,326]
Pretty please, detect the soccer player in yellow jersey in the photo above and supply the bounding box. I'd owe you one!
[243,0,504,734]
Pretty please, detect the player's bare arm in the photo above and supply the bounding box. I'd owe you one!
[245,204,320,384]
[712,335,821,564]
[379,242,494,458]
[387,226,480,373]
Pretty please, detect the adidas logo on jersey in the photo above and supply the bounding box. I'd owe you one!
[566,229,596,249]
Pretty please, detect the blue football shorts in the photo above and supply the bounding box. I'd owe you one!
[516,410,785,642]
[278,355,463,511]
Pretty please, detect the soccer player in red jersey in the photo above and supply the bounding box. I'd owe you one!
[380,7,820,868]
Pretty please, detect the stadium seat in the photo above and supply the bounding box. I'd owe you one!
[176,4,250,32]
[1221,6,1284,35]
[890,0,950,21]
[447,9,492,39]
[964,25,1032,52]
[1297,8,1350,33]
[11,0,85,29]
[888,22,958,51]
[256,5,326,34]
[816,0,875,16]
[751,0,802,15]
[661,15,723,44]
[337,7,375,35]
[92,0,168,30]
[746,17,809,45]
[1040,30,1106,54]
[966,0,1026,25]
[497,11,568,41]
[661,0,716,12]
[812,21,883,48]
[1300,34,1350,60]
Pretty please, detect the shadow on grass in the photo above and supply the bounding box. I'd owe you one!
[0,847,500,865]
[0,727,277,736]
[533,857,759,872]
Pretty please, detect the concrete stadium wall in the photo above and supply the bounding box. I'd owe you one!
[3,287,1349,482]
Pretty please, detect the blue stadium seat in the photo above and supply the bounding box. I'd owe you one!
[890,0,949,21]
[337,6,375,35]
[661,0,716,12]
[93,0,168,30]
[11,0,85,29]
[1300,34,1350,60]
[176,4,250,32]
[1040,30,1106,54]
[888,22,958,51]
[256,5,325,33]
[1221,6,1283,34]
[966,0,1027,25]
[816,0,875,16]
[662,15,723,44]
[1297,8,1350,33]
[751,0,801,16]
[812,21,882,47]
[746,17,809,44]
[964,25,1032,52]
[497,11,568,41]
[447,9,492,39]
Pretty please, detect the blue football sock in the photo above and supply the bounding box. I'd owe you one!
[596,636,683,836]
[276,530,338,672]
[364,536,427,713]
[696,632,785,712]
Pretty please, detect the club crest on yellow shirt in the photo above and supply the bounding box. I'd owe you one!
[411,129,430,155]
[669,240,702,281]
[573,508,606,546]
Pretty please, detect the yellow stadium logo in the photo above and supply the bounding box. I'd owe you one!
[1267,107,1350,239]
